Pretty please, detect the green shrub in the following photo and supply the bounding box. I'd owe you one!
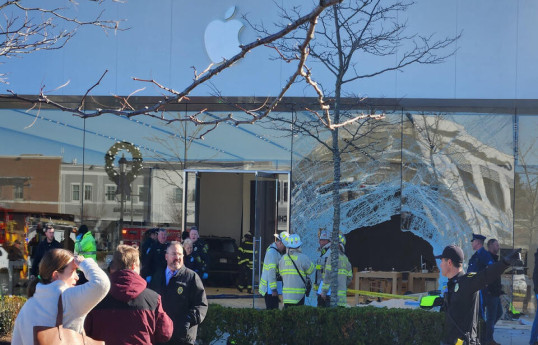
[0,296,26,337]
[198,305,445,345]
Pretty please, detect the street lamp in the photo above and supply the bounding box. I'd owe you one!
[118,154,128,247]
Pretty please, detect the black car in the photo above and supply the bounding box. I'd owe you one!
[200,236,239,286]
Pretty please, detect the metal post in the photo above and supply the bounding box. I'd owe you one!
[118,155,127,248]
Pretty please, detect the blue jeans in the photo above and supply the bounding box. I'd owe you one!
[531,294,538,345]
[485,294,503,342]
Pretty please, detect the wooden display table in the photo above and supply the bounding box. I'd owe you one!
[407,272,439,293]
[353,271,403,305]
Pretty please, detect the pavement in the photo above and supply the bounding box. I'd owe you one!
[494,318,534,345]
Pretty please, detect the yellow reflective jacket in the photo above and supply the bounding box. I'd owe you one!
[279,248,314,304]
[321,251,352,306]
[314,244,331,290]
[259,243,282,296]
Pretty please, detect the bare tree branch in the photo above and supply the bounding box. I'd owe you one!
[1,0,344,132]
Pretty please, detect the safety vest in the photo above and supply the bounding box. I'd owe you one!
[279,248,314,304]
[75,232,97,261]
[314,244,331,290]
[259,243,282,295]
[321,251,352,306]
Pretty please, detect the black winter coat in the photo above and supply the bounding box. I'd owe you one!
[441,261,508,345]
[141,241,168,279]
[149,265,208,345]
[30,239,62,276]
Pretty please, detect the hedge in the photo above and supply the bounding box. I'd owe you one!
[198,305,445,345]
[0,296,26,337]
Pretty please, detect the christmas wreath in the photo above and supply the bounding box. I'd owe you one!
[104,141,143,183]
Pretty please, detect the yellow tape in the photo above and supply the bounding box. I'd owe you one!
[348,289,419,301]
[513,293,526,298]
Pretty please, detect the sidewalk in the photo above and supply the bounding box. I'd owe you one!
[494,317,533,345]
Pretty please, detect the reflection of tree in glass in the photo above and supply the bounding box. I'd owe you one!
[249,1,459,306]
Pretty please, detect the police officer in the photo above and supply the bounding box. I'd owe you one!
[467,233,493,319]
[468,234,493,273]
[436,244,520,345]
[142,228,169,283]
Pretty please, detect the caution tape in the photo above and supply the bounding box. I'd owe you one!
[512,292,526,298]
[348,289,420,301]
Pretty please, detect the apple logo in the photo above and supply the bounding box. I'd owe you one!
[204,6,244,64]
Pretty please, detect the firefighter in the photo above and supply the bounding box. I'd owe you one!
[279,233,314,307]
[259,231,287,309]
[237,232,254,293]
[315,228,332,307]
[319,233,352,307]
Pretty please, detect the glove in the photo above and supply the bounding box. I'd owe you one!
[202,272,208,280]
[502,248,522,266]
[146,276,152,283]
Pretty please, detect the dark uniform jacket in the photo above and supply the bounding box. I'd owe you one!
[441,261,508,345]
[467,247,493,273]
[30,239,62,276]
[141,237,156,265]
[142,241,168,279]
[149,265,208,345]
[84,269,173,345]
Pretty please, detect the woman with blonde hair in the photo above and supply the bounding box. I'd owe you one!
[11,248,110,345]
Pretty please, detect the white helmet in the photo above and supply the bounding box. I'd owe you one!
[284,233,302,249]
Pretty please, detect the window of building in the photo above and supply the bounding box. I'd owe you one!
[138,186,146,203]
[14,185,23,200]
[457,166,481,200]
[173,187,183,203]
[72,184,80,201]
[84,184,93,201]
[106,185,116,201]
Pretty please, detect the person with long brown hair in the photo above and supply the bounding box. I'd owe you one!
[11,248,110,345]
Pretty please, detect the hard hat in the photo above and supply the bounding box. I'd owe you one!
[319,229,330,241]
[285,234,302,249]
[274,231,290,242]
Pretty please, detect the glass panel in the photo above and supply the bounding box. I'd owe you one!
[290,109,401,267]
[183,110,292,169]
[401,112,515,267]
[514,115,538,304]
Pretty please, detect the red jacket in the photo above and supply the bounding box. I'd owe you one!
[85,269,173,345]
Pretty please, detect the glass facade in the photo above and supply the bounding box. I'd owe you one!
[0,100,536,304]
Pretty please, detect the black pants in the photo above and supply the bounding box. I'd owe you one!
[317,295,330,307]
[284,296,305,308]
[265,293,280,310]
